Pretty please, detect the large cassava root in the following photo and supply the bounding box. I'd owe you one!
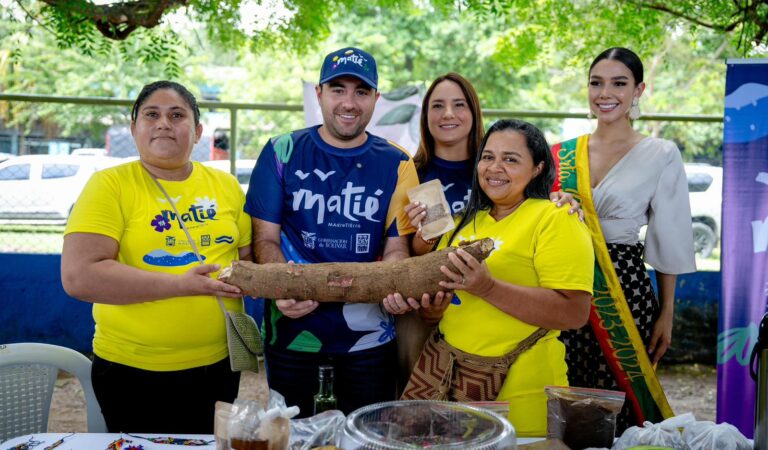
[219,238,494,302]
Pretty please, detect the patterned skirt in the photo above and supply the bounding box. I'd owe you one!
[559,242,659,433]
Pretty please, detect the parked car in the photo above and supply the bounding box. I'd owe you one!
[0,155,123,222]
[71,147,107,157]
[685,163,722,258]
[637,163,722,259]
[201,159,257,193]
[106,125,230,162]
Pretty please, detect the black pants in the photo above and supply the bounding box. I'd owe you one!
[265,341,397,418]
[92,355,240,433]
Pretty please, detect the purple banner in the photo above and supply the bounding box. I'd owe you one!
[718,59,768,437]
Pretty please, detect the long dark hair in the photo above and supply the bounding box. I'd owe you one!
[447,119,555,245]
[131,80,201,125]
[413,73,484,171]
[589,47,644,85]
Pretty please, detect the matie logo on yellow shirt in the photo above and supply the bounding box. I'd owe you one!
[150,196,219,233]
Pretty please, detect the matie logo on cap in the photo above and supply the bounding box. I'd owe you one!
[332,49,370,72]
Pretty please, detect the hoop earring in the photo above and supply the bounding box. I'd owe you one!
[629,98,641,120]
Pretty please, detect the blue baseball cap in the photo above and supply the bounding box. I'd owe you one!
[319,47,378,90]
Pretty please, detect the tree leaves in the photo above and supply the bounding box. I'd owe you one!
[1,0,765,162]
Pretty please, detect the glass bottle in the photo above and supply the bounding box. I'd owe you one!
[313,364,337,414]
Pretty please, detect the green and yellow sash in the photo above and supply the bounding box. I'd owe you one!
[551,135,673,424]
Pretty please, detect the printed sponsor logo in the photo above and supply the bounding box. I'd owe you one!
[318,237,348,250]
[355,233,370,254]
[164,238,205,248]
[301,231,317,249]
[201,234,211,246]
[215,236,235,244]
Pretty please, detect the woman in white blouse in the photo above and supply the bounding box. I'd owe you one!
[551,47,696,432]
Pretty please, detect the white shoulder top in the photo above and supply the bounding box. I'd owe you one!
[591,136,696,274]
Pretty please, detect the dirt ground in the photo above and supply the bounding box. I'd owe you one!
[47,363,716,432]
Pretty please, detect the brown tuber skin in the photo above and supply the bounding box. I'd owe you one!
[219,238,494,302]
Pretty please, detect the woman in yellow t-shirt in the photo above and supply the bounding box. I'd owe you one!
[61,81,252,433]
[389,119,595,436]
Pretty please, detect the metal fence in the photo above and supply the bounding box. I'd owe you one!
[0,93,722,254]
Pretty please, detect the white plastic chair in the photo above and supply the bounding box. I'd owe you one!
[0,343,107,442]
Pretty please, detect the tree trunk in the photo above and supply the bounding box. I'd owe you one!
[219,238,494,302]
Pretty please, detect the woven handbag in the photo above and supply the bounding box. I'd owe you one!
[402,327,548,401]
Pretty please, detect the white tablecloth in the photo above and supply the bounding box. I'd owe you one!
[1,432,543,449]
[1,433,216,450]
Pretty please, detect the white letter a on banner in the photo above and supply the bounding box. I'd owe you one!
[752,216,768,253]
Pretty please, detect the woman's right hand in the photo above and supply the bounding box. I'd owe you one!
[275,299,319,318]
[407,201,440,255]
[405,201,427,229]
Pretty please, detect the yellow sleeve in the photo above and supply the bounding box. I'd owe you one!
[385,158,419,237]
[64,169,124,241]
[533,207,594,293]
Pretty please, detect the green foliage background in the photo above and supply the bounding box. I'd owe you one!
[1,0,766,161]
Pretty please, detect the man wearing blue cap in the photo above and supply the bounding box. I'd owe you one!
[244,47,419,417]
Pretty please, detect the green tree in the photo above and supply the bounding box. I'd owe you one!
[2,1,764,161]
[0,7,206,145]
[15,0,768,69]
[317,5,737,160]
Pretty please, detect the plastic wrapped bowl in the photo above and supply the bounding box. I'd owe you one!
[340,400,516,449]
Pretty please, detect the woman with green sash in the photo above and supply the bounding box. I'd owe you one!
[551,47,696,432]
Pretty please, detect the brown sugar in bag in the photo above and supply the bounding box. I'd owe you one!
[407,179,455,241]
[545,386,625,450]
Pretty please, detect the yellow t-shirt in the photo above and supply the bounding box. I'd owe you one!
[64,161,252,371]
[438,199,594,436]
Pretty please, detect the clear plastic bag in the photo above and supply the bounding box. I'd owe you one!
[682,420,752,450]
[611,413,695,449]
[545,386,625,450]
[288,409,346,449]
[225,390,300,450]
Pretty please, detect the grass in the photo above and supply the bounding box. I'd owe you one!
[695,248,721,272]
[0,224,65,254]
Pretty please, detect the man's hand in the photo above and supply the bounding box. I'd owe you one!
[275,298,319,319]
[383,292,421,315]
